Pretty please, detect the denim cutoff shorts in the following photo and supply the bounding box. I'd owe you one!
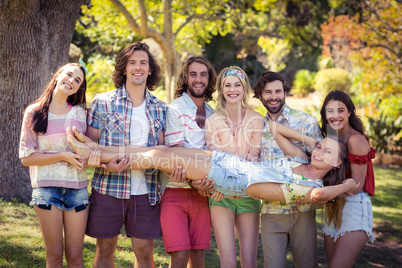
[208,151,250,197]
[208,151,296,197]
[30,186,89,212]
[323,191,375,243]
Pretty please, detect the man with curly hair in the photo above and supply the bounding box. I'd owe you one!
[161,56,216,267]
[85,42,167,267]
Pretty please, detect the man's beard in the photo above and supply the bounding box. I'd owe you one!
[187,83,207,98]
[261,97,285,115]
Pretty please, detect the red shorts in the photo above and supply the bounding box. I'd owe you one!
[160,187,211,253]
[86,189,161,239]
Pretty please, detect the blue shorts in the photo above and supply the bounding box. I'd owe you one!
[323,191,375,243]
[30,186,89,212]
[208,151,300,197]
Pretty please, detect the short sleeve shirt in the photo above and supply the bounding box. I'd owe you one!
[87,85,167,203]
[19,104,88,189]
[260,103,322,214]
[164,92,214,188]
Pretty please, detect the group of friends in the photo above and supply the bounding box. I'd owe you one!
[19,41,375,268]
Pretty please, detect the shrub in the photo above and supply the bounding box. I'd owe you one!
[292,70,316,96]
[366,113,402,154]
[318,56,334,70]
[313,68,352,97]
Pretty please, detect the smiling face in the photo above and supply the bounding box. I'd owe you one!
[55,66,84,96]
[124,50,151,87]
[311,138,342,169]
[222,75,244,105]
[325,100,351,131]
[187,62,209,98]
[260,80,286,115]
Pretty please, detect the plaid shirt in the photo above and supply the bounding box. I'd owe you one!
[260,104,322,214]
[87,85,167,204]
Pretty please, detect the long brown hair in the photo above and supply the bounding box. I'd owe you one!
[322,135,348,229]
[29,63,87,134]
[112,42,161,91]
[175,56,216,102]
[320,90,365,137]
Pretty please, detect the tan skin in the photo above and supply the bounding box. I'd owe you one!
[68,125,359,205]
[86,50,161,268]
[20,66,88,268]
[164,61,211,268]
[206,72,263,268]
[323,100,371,268]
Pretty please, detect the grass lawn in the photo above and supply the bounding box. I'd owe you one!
[1,165,401,267]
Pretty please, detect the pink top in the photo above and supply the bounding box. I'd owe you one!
[19,104,88,189]
[205,108,264,161]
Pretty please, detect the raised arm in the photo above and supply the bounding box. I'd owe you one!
[269,121,315,158]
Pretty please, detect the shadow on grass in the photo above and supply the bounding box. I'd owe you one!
[0,239,46,267]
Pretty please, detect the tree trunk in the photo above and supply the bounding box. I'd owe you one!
[164,58,182,102]
[0,0,84,202]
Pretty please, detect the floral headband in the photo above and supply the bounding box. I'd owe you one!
[221,68,246,82]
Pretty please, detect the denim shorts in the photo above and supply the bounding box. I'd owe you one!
[323,191,375,243]
[208,151,298,197]
[30,186,89,212]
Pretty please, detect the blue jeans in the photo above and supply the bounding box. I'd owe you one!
[30,186,89,212]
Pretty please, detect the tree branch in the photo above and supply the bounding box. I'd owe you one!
[138,0,147,35]
[109,0,141,33]
[174,13,227,35]
[362,0,401,33]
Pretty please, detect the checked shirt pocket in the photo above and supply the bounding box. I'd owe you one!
[106,113,124,134]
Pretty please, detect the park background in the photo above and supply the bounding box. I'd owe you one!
[0,0,401,267]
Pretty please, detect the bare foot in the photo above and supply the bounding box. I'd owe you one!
[72,126,99,149]
[66,128,92,160]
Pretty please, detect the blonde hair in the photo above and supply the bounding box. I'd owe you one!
[215,66,252,117]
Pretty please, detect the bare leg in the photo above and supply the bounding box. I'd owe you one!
[324,235,336,262]
[71,126,149,153]
[67,132,213,181]
[130,237,155,268]
[246,183,286,202]
[68,131,299,201]
[64,207,88,268]
[93,237,118,268]
[327,231,368,268]
[126,148,212,181]
[210,206,237,268]
[34,205,64,268]
[188,249,205,268]
[170,250,190,268]
[236,212,259,268]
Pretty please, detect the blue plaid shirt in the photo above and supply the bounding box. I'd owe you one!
[260,104,322,214]
[87,85,167,204]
